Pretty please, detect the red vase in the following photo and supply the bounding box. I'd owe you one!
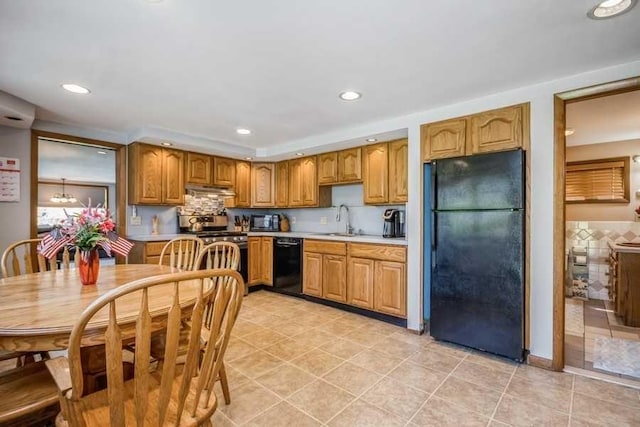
[78,249,100,285]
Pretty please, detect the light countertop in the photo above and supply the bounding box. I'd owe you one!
[127,234,192,242]
[608,241,640,254]
[127,232,407,245]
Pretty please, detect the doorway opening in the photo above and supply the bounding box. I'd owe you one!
[30,130,127,264]
[553,77,640,387]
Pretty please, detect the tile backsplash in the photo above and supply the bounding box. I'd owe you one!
[566,221,640,300]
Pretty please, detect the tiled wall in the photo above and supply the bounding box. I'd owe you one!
[566,221,640,300]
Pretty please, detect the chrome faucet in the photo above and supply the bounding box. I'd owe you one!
[336,204,353,234]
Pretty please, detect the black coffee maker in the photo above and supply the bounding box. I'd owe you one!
[383,209,399,238]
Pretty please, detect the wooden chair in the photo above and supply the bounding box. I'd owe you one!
[1,238,77,278]
[158,236,204,271]
[194,242,241,405]
[46,269,244,427]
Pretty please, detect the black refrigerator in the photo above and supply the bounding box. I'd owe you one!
[430,149,525,361]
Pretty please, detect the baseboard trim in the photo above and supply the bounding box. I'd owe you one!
[528,354,555,370]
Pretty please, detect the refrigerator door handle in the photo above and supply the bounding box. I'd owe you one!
[431,213,437,270]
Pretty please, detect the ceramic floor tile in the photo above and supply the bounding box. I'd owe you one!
[287,379,356,423]
[228,350,284,379]
[427,340,472,358]
[219,381,281,425]
[466,351,517,373]
[254,363,316,398]
[360,377,429,420]
[263,338,315,361]
[434,376,502,417]
[210,410,236,427]
[290,330,335,348]
[505,374,571,413]
[290,348,344,376]
[327,398,405,427]
[573,375,640,409]
[241,328,288,349]
[369,336,422,359]
[319,337,366,359]
[224,337,259,362]
[513,363,574,390]
[410,396,489,427]
[323,362,383,395]
[407,346,463,374]
[572,392,640,426]
[323,319,363,337]
[387,360,448,393]
[348,348,404,375]
[493,394,569,427]
[451,359,513,392]
[344,328,390,347]
[244,401,321,427]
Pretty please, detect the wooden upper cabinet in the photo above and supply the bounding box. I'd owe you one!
[288,158,304,207]
[469,104,523,155]
[260,237,273,285]
[276,161,289,207]
[347,257,374,309]
[318,152,338,185]
[362,143,389,204]
[322,255,347,302]
[213,157,236,187]
[235,160,251,208]
[422,119,466,161]
[389,138,408,204]
[338,148,362,183]
[185,152,212,185]
[162,149,185,205]
[301,156,318,206]
[128,143,184,205]
[251,163,276,207]
[374,260,406,317]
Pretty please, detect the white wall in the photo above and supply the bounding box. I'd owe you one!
[0,126,31,255]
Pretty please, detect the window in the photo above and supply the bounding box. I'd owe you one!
[565,156,630,203]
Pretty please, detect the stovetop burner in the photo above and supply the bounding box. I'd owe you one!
[193,231,246,238]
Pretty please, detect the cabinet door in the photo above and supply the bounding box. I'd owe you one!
[389,138,408,203]
[338,148,362,183]
[301,156,318,206]
[422,119,466,161]
[288,158,304,207]
[235,161,251,208]
[303,252,323,297]
[260,237,273,285]
[213,157,236,187]
[362,143,389,204]
[347,257,374,309]
[276,161,289,207]
[469,104,523,154]
[374,260,406,317]
[163,149,185,205]
[185,152,212,185]
[248,237,262,286]
[251,163,276,207]
[318,152,338,185]
[322,255,347,302]
[129,143,163,205]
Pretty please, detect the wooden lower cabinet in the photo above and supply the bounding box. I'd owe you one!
[323,255,347,302]
[347,257,375,309]
[303,252,323,297]
[374,260,407,317]
[248,237,272,286]
[127,240,168,265]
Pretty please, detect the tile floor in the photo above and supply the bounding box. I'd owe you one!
[212,290,640,426]
[565,297,640,382]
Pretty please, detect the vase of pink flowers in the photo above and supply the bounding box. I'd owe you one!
[39,203,133,285]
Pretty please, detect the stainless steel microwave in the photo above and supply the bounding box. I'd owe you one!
[250,214,279,231]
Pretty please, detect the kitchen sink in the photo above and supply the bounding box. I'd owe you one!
[316,232,358,237]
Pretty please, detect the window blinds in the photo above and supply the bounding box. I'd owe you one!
[566,158,627,202]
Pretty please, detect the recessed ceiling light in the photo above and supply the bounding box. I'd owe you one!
[61,83,90,94]
[633,155,640,163]
[366,138,377,142]
[4,115,23,121]
[339,91,362,101]
[245,157,253,160]
[296,152,304,156]
[96,150,106,155]
[565,128,575,136]
[236,128,252,135]
[161,142,172,146]
[588,0,636,19]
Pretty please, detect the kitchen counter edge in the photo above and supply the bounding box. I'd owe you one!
[246,231,408,245]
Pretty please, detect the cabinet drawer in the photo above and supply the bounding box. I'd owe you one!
[146,255,162,265]
[348,243,406,262]
[146,241,169,256]
[304,240,346,256]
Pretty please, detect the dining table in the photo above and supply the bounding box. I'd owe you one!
[0,264,201,353]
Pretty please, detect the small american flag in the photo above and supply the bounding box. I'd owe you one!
[109,236,134,257]
[39,233,71,259]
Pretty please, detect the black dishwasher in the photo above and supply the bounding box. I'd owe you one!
[273,237,303,296]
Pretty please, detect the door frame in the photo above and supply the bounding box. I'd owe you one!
[30,130,127,262]
[551,76,640,371]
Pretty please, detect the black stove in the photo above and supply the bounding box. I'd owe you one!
[182,230,248,246]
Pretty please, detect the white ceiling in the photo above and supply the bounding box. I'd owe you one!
[566,89,640,146]
[2,0,640,156]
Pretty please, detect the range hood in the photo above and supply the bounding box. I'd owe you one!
[185,185,236,198]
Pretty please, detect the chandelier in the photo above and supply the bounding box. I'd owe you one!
[50,178,77,203]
